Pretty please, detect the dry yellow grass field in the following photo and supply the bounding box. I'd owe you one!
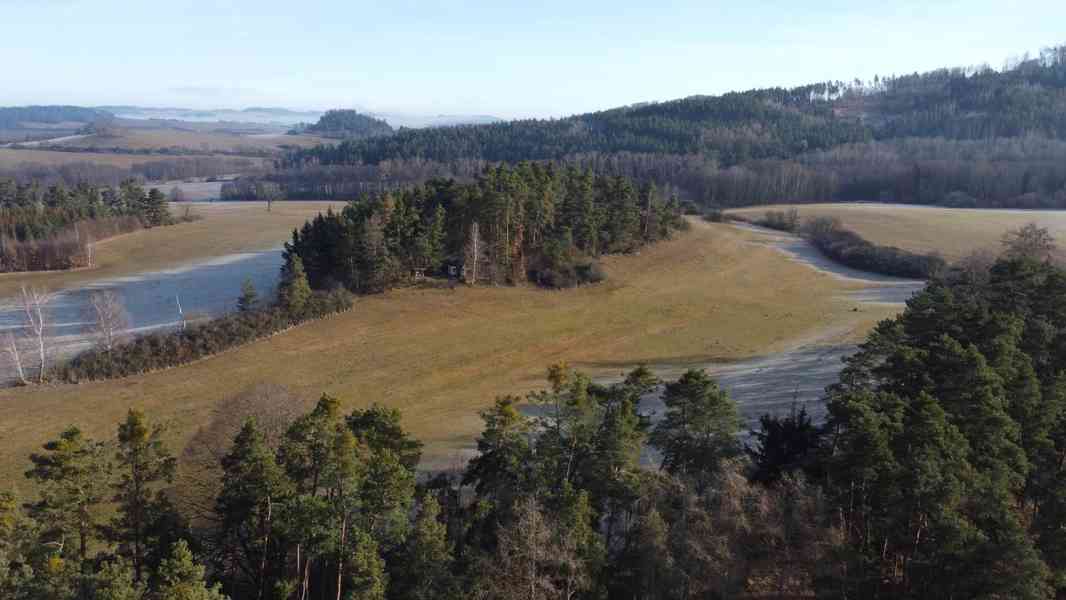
[0,147,271,169]
[0,202,339,298]
[56,128,327,153]
[0,148,171,168]
[0,221,889,482]
[729,203,1066,261]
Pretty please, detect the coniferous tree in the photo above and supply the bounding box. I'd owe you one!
[156,540,227,600]
[393,496,456,600]
[92,560,145,600]
[107,409,178,583]
[278,255,311,316]
[236,279,258,314]
[142,189,171,228]
[214,419,290,599]
[649,369,741,488]
[24,427,111,571]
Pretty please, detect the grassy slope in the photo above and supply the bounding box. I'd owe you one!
[0,202,339,298]
[0,221,887,482]
[729,203,1066,261]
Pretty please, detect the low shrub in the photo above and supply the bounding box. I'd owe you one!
[54,289,354,383]
[803,217,945,279]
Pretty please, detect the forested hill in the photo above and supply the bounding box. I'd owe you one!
[284,89,871,168]
[284,44,1066,169]
[291,109,394,139]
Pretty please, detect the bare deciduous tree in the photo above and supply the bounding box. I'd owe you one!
[464,221,482,284]
[1002,222,1057,261]
[177,383,309,519]
[88,289,130,353]
[4,332,28,385]
[18,285,55,383]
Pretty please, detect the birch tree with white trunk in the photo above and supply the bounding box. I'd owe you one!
[88,289,130,354]
[18,285,55,383]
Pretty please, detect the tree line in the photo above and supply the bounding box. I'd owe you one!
[6,232,1066,598]
[283,163,685,293]
[0,179,172,272]
[0,156,263,188]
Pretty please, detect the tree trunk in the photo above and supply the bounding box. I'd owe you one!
[335,515,347,600]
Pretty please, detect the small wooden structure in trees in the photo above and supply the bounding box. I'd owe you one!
[411,268,426,281]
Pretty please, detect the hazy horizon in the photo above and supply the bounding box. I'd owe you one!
[4,0,1066,119]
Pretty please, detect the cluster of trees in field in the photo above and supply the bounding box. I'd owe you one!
[284,163,684,292]
[741,209,948,279]
[6,235,1066,598]
[0,179,171,272]
[0,156,263,187]
[289,110,394,139]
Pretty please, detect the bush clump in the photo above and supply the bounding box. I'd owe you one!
[54,288,352,383]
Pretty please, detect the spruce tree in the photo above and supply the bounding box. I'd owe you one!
[236,278,258,314]
[142,188,171,228]
[394,496,456,600]
[278,255,311,316]
[156,540,226,600]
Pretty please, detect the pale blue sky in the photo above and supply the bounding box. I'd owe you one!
[3,0,1064,118]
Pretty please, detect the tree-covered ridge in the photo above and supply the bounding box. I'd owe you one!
[850,45,1066,139]
[291,109,394,139]
[283,89,871,169]
[284,162,685,293]
[283,44,1066,172]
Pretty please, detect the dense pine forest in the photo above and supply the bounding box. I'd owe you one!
[227,44,1066,209]
[0,179,171,272]
[283,163,685,292]
[4,229,1066,599]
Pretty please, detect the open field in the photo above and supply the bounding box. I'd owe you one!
[0,201,339,298]
[0,147,271,170]
[729,203,1066,261]
[50,128,328,153]
[0,221,895,482]
[0,147,168,168]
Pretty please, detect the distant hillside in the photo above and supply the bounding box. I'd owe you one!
[285,44,1066,170]
[283,89,871,168]
[0,105,112,129]
[292,109,394,139]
